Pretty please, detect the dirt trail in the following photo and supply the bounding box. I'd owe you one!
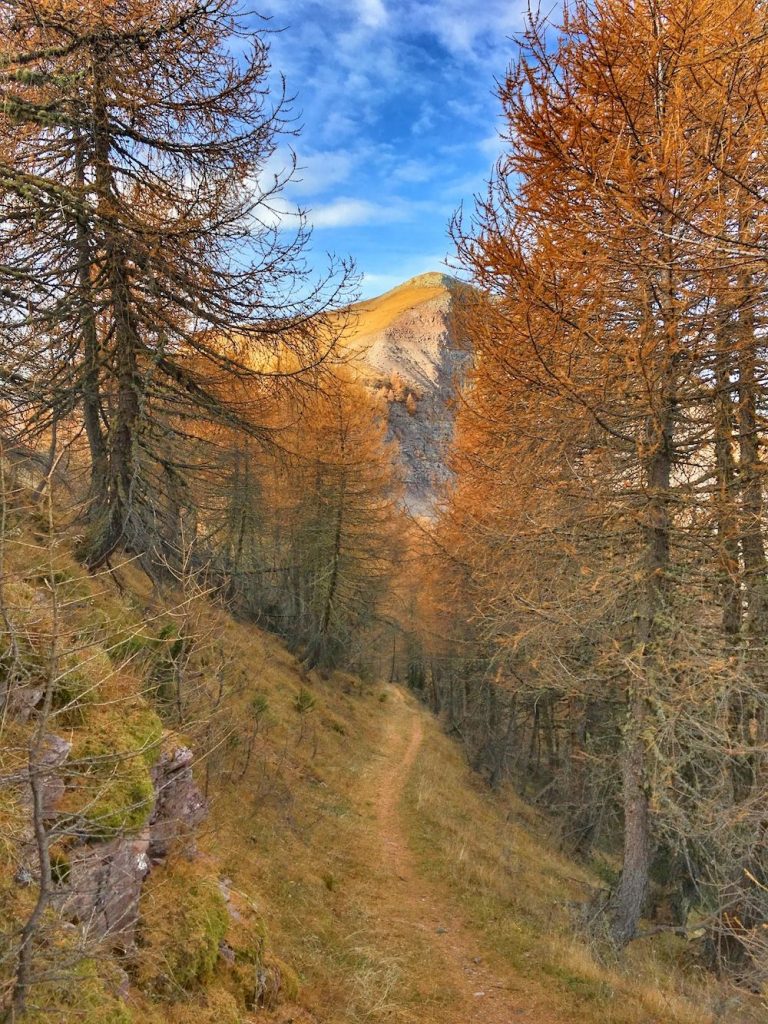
[366,687,539,1024]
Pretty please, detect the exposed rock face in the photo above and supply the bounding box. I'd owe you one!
[7,685,44,723]
[148,743,207,861]
[346,272,471,516]
[13,733,72,877]
[37,732,71,818]
[57,740,206,946]
[60,832,151,947]
[12,732,207,948]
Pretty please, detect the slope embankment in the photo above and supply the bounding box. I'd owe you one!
[216,658,749,1024]
[2,537,759,1023]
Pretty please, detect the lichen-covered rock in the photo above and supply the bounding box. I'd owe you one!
[52,728,205,947]
[248,956,300,1011]
[6,684,43,722]
[12,732,72,828]
[8,732,72,875]
[148,743,206,861]
[58,830,151,946]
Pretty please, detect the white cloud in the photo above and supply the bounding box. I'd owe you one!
[392,159,435,184]
[359,0,388,28]
[411,101,437,137]
[407,1,527,62]
[265,1,526,162]
[255,2,529,284]
[310,196,411,229]
[478,132,503,158]
[292,148,356,194]
[250,195,302,231]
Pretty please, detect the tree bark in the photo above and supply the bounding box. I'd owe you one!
[73,132,108,505]
[613,278,674,945]
[713,302,742,640]
[86,53,142,565]
[736,266,768,639]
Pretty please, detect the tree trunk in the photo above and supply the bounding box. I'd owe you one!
[736,267,768,639]
[713,302,742,640]
[85,53,142,566]
[613,286,674,944]
[612,689,651,945]
[73,133,108,505]
[304,470,346,670]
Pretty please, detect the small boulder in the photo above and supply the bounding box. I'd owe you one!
[37,733,72,818]
[14,732,71,840]
[7,685,43,722]
[148,743,206,861]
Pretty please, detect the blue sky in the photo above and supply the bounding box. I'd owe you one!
[254,1,527,299]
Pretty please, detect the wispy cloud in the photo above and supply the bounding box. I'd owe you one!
[406,1,526,62]
[392,159,436,185]
[292,148,357,195]
[310,197,411,229]
[359,0,388,28]
[478,133,504,159]
[255,2,529,291]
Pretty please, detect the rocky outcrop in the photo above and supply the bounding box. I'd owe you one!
[12,732,72,885]
[148,743,207,861]
[12,731,207,948]
[60,831,151,947]
[7,685,44,723]
[36,732,71,818]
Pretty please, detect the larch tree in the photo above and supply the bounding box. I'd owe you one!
[443,0,768,959]
[0,0,351,569]
[200,367,401,673]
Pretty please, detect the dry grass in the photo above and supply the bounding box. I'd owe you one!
[201,618,418,1022]
[347,282,445,339]
[402,708,766,1024]
[3,508,765,1023]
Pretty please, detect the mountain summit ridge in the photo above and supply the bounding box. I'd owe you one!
[364,270,462,295]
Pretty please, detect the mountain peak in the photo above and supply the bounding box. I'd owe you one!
[392,271,458,291]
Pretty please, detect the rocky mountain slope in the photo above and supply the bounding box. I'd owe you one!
[342,272,471,515]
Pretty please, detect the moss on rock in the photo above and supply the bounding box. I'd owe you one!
[164,989,242,1024]
[62,705,162,838]
[21,958,135,1024]
[135,859,229,997]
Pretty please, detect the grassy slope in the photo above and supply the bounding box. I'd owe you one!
[347,277,446,338]
[199,616,764,1023]
[404,713,764,1024]
[1,525,763,1022]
